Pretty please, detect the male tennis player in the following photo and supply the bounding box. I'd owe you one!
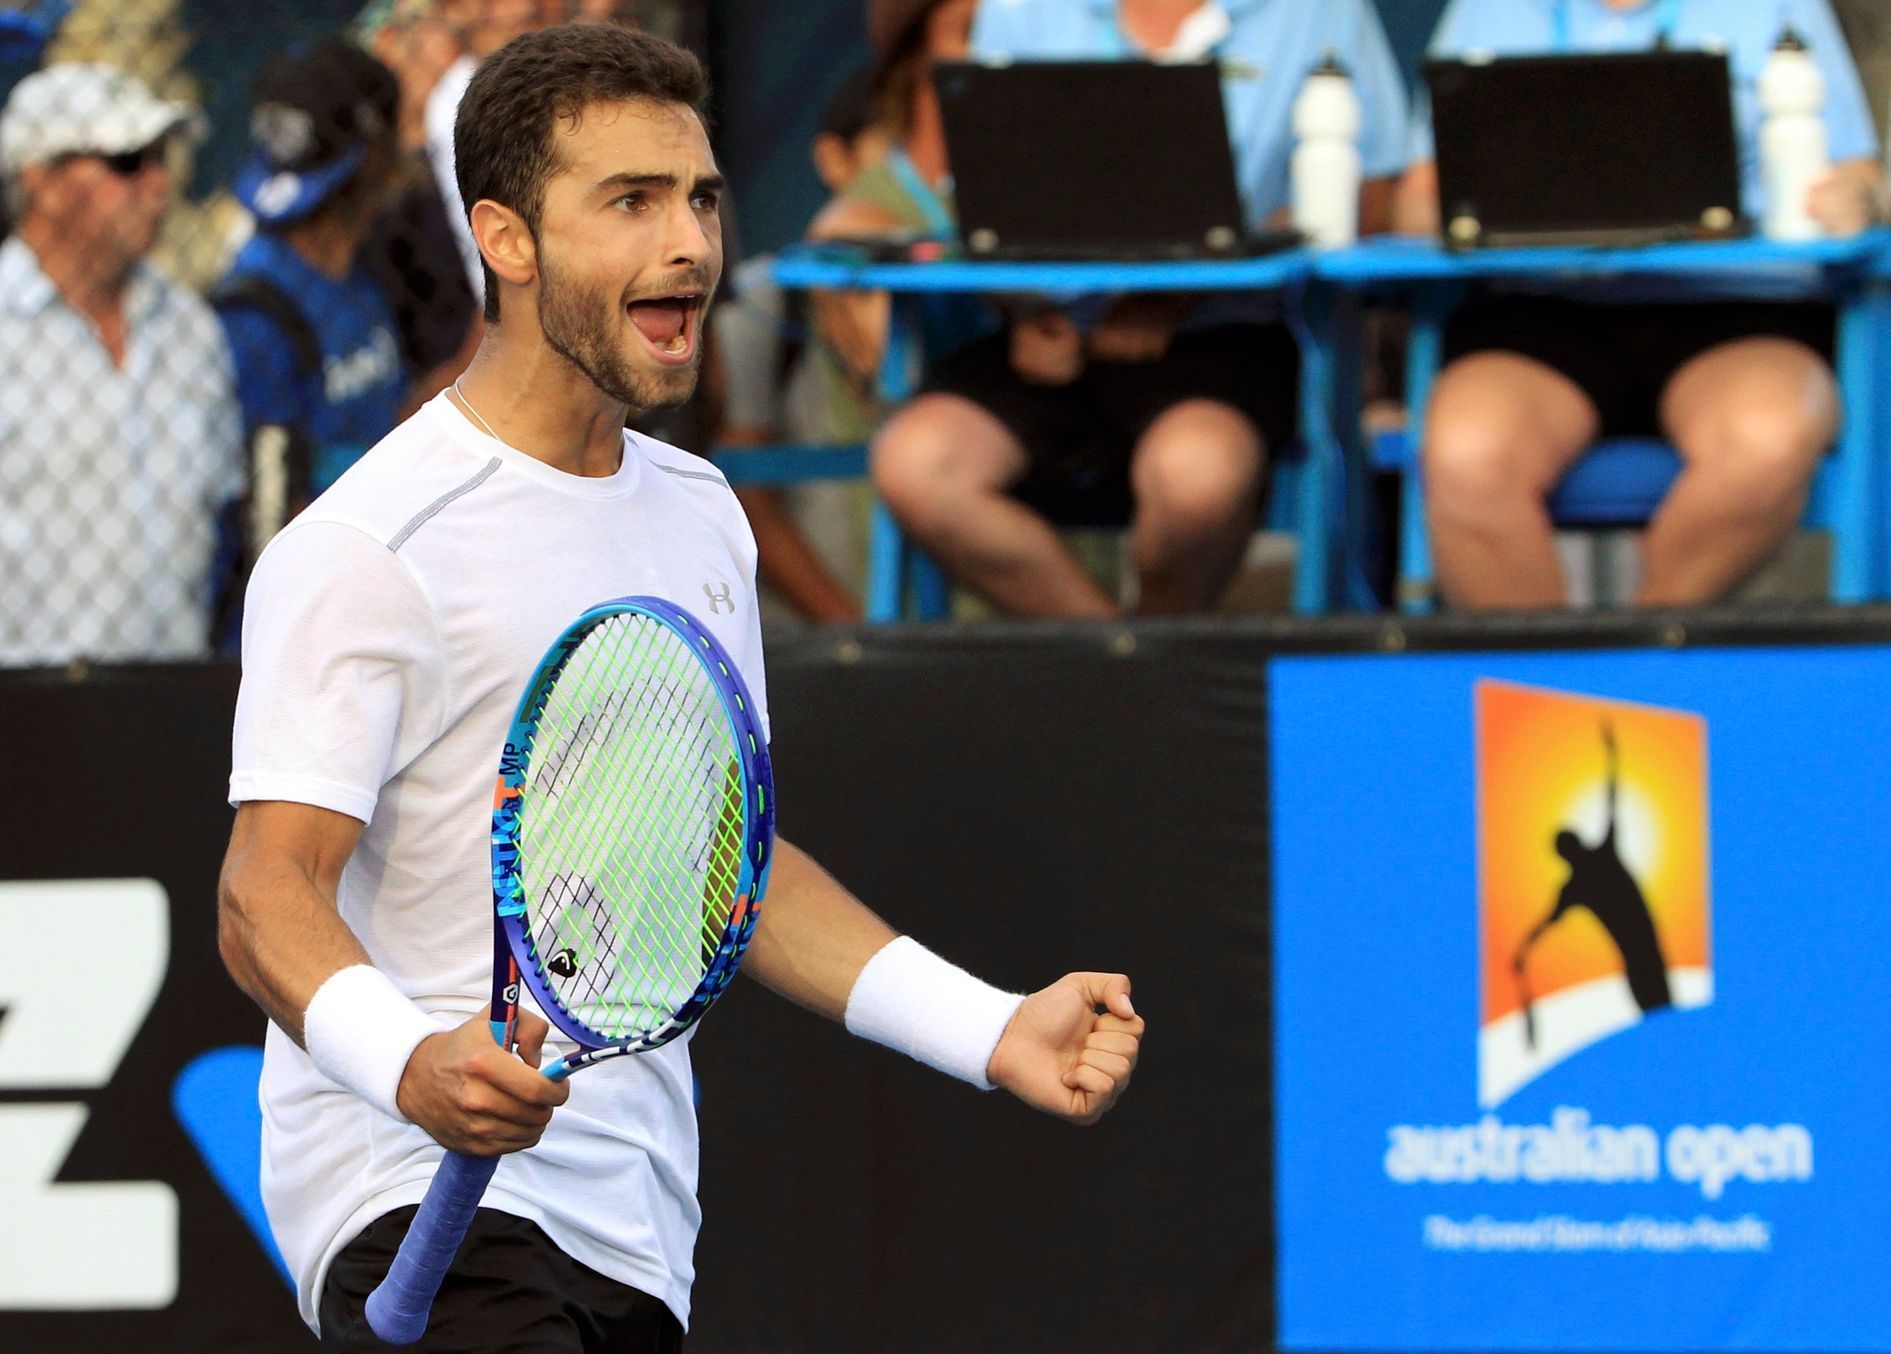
[217,23,1143,1353]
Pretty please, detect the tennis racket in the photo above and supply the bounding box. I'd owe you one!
[364,595,774,1345]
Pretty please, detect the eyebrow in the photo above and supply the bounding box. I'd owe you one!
[593,171,726,197]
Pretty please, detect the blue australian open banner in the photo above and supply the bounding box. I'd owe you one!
[1271,645,1891,1352]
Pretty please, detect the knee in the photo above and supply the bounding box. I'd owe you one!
[1676,397,1834,509]
[1132,400,1264,527]
[1423,381,1561,523]
[870,396,1015,527]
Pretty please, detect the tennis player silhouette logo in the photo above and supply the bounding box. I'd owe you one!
[1475,680,1710,1108]
[1512,720,1671,1051]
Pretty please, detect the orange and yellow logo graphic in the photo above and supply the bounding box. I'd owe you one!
[1477,681,1711,1107]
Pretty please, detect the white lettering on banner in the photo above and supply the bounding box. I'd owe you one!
[1668,1122,1814,1201]
[0,1105,179,1307]
[1422,1213,1773,1253]
[1385,1106,1813,1199]
[0,879,178,1309]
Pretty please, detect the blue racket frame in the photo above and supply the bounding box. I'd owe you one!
[366,596,774,1345]
[489,595,775,1074]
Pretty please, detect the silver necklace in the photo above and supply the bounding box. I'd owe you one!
[452,378,506,447]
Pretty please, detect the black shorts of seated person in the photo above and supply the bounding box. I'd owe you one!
[918,321,1299,525]
[1443,296,1837,440]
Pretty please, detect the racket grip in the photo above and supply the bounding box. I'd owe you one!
[364,1150,501,1344]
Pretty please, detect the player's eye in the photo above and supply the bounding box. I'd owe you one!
[691,190,721,212]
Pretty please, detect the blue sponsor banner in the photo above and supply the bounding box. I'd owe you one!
[1271,645,1891,1352]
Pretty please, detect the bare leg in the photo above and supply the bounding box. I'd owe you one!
[1641,338,1837,606]
[871,393,1119,618]
[1423,353,1600,609]
[1128,399,1264,615]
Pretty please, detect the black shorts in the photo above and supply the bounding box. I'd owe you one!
[319,1206,684,1353]
[920,322,1299,522]
[1443,296,1836,439]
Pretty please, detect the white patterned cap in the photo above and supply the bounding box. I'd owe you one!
[0,63,203,174]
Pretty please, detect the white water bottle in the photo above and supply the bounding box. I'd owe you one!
[1291,51,1362,249]
[1758,25,1829,240]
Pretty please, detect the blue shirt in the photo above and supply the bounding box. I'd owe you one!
[217,231,406,496]
[971,0,1412,229]
[1412,0,1880,217]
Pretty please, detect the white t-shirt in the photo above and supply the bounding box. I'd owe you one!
[229,392,767,1334]
[424,54,483,303]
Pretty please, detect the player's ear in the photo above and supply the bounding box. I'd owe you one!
[472,198,537,293]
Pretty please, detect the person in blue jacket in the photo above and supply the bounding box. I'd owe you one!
[216,36,408,550]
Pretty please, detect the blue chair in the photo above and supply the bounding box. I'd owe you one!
[1376,426,1856,610]
[1383,281,1885,613]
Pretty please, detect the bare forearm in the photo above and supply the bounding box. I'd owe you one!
[1394,161,1441,237]
[217,809,371,1044]
[1360,175,1398,237]
[740,837,897,1020]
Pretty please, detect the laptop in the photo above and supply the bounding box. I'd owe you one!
[1424,50,1746,250]
[931,59,1298,261]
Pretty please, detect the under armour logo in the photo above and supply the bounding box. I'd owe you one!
[703,582,735,615]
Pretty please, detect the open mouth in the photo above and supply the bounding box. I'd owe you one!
[626,291,705,366]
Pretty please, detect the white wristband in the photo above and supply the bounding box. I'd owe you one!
[843,937,1024,1090]
[301,965,443,1122]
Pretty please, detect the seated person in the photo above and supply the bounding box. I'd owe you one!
[807,0,983,416]
[711,68,893,622]
[216,38,408,546]
[1397,0,1885,610]
[867,0,1408,617]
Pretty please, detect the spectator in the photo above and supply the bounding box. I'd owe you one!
[1832,0,1889,142]
[425,0,556,305]
[0,63,241,665]
[358,0,481,405]
[714,68,894,621]
[215,37,407,552]
[1397,0,1885,610]
[807,0,979,410]
[867,0,1408,617]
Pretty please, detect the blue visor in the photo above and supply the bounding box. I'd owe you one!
[234,142,366,226]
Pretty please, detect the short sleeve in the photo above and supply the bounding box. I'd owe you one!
[1407,0,1492,163]
[199,311,247,509]
[970,0,1051,56]
[710,255,787,433]
[229,520,447,822]
[1339,0,1413,178]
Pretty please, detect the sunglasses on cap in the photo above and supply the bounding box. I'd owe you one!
[55,140,168,177]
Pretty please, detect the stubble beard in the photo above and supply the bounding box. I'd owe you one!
[537,252,702,413]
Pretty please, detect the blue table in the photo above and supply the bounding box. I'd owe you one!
[766,249,1322,621]
[1310,231,1891,611]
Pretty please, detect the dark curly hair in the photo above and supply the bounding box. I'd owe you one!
[454,23,708,323]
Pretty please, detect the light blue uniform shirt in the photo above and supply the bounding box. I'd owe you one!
[1410,0,1880,218]
[971,0,1411,229]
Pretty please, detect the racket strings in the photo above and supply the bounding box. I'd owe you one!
[515,613,748,1041]
[529,631,711,1030]
[531,620,707,1019]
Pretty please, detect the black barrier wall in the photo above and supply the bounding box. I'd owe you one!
[9,609,1891,1353]
[0,624,1273,1353]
